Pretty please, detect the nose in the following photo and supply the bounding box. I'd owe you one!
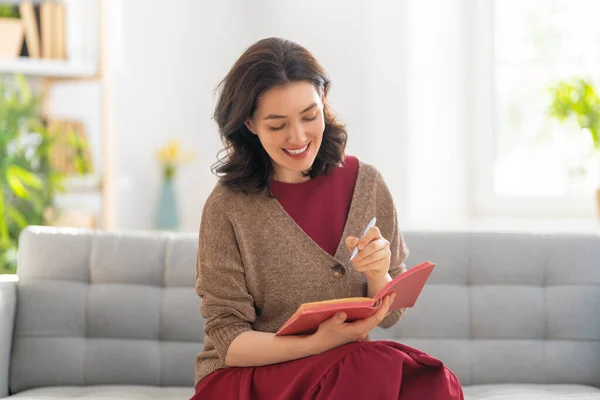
[287,123,307,145]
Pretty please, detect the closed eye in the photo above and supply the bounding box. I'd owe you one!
[268,112,317,131]
[269,124,286,131]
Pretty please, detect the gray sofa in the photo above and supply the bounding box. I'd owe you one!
[1,225,599,399]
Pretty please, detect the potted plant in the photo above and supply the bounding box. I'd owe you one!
[154,139,194,230]
[0,4,23,58]
[548,77,600,217]
[0,74,91,274]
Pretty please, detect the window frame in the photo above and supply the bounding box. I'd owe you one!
[468,0,596,219]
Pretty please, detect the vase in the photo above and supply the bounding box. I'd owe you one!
[155,179,180,230]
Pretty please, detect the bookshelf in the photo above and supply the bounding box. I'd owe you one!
[0,58,97,77]
[0,0,112,230]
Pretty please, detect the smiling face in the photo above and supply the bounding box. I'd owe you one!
[245,81,325,183]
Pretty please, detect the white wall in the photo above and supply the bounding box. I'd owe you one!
[404,0,469,227]
[105,0,469,232]
[107,0,249,231]
[366,0,410,226]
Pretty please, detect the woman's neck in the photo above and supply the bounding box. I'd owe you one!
[273,165,311,184]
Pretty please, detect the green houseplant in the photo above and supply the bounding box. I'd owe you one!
[0,74,90,274]
[548,78,600,149]
[547,77,600,216]
[0,3,19,18]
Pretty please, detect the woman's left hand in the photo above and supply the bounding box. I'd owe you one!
[345,226,391,281]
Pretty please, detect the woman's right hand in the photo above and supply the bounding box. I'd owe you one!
[309,293,396,353]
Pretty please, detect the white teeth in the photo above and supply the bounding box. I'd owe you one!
[284,144,309,155]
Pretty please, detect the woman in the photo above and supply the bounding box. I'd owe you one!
[192,37,463,400]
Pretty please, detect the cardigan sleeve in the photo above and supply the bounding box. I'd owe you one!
[195,190,255,363]
[373,169,410,329]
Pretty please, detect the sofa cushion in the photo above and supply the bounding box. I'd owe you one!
[463,384,600,399]
[388,232,600,387]
[11,228,204,393]
[7,385,191,399]
[10,227,600,395]
[7,384,600,399]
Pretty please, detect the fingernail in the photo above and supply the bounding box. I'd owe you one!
[338,313,346,320]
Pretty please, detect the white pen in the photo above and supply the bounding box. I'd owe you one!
[350,217,377,261]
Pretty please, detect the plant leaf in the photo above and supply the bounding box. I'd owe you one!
[15,73,32,104]
[0,184,8,241]
[7,165,43,189]
[6,205,28,229]
[5,169,29,199]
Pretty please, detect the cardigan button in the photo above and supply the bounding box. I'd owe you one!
[331,263,346,278]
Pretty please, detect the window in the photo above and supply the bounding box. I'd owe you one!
[471,0,600,218]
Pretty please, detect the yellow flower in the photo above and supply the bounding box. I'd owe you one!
[155,139,195,180]
[156,140,181,164]
[166,140,180,161]
[156,140,186,163]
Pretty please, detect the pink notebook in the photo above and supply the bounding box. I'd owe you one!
[275,261,435,336]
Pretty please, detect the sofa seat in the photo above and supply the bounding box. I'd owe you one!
[4,227,598,399]
[7,383,600,399]
[7,386,192,400]
[463,384,600,399]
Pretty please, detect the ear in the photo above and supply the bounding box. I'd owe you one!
[244,118,257,135]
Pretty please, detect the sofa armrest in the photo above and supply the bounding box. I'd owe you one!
[0,275,17,398]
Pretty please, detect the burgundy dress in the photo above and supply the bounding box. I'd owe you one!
[192,156,464,400]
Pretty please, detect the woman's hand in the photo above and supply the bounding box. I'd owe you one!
[345,225,391,281]
[309,293,396,353]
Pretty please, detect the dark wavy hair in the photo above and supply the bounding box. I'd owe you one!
[211,37,348,195]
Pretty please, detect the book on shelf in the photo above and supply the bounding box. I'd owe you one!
[18,0,66,61]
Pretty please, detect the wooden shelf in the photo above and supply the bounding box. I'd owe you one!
[0,57,97,78]
[62,175,103,192]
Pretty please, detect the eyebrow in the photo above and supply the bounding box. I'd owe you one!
[263,103,318,120]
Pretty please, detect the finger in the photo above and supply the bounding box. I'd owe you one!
[374,293,395,319]
[366,294,395,326]
[321,312,347,329]
[357,226,382,251]
[345,236,359,251]
[353,239,390,266]
[347,295,394,340]
[334,312,347,324]
[348,294,395,332]
[354,249,391,272]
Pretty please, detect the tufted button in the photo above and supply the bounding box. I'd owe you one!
[331,263,346,278]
